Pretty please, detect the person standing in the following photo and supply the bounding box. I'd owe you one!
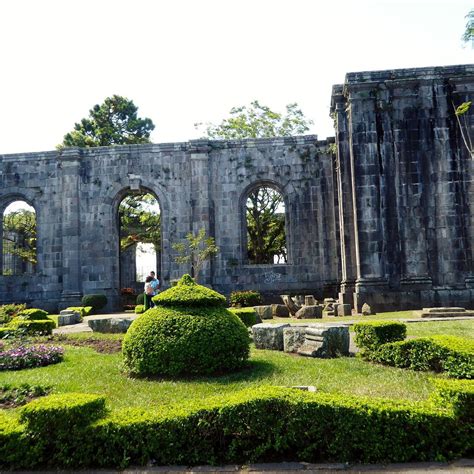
[144,276,155,310]
[149,271,160,296]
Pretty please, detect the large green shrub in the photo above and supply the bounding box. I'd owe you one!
[230,290,262,307]
[17,309,49,321]
[81,294,107,311]
[228,307,258,327]
[136,293,145,305]
[353,321,406,354]
[1,383,472,469]
[369,335,473,379]
[123,275,249,376]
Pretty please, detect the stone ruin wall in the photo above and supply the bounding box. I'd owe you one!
[0,136,339,311]
[1,63,473,312]
[332,64,474,311]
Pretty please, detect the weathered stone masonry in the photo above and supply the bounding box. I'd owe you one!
[332,64,474,311]
[1,63,473,312]
[0,136,339,311]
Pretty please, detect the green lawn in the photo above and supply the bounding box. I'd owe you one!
[2,315,472,415]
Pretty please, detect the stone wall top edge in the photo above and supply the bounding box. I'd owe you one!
[344,63,474,86]
[0,135,334,160]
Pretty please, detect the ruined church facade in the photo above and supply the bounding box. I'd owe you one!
[0,64,473,311]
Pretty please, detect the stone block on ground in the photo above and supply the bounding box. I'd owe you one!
[304,295,316,306]
[253,305,273,320]
[252,323,290,350]
[57,310,81,327]
[283,325,308,352]
[295,305,322,319]
[336,304,352,317]
[272,304,290,317]
[280,295,301,316]
[417,307,474,318]
[87,315,136,333]
[297,325,349,358]
[361,303,375,316]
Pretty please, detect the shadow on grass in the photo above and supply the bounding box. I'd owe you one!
[127,359,279,385]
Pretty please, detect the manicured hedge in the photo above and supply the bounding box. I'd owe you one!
[66,306,93,317]
[7,319,55,335]
[17,309,49,321]
[353,321,407,354]
[153,274,226,307]
[368,335,473,379]
[0,384,472,469]
[81,294,107,311]
[229,307,258,327]
[134,305,145,314]
[230,290,262,307]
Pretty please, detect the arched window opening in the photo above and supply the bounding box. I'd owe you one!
[118,193,161,293]
[246,186,287,264]
[2,201,37,275]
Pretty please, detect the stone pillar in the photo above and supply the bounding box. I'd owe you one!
[331,85,357,307]
[188,140,213,285]
[59,148,83,308]
[346,86,388,311]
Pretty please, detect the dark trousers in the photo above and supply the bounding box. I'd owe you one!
[144,294,154,310]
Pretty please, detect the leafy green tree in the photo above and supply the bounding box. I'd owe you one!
[60,95,155,148]
[246,187,286,264]
[462,9,473,45]
[119,194,161,252]
[196,100,313,139]
[172,228,219,281]
[197,100,305,264]
[2,209,36,273]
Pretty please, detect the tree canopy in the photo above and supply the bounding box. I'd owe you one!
[119,194,161,252]
[463,9,473,45]
[60,95,155,148]
[196,100,313,140]
[2,208,36,274]
[198,100,302,264]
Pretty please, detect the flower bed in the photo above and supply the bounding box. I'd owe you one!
[0,344,64,371]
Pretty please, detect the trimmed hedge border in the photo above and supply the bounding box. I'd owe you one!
[353,321,407,354]
[228,307,258,327]
[368,335,474,379]
[0,383,472,469]
[6,319,55,335]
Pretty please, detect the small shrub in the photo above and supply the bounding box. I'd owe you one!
[136,293,145,305]
[353,321,406,354]
[17,309,49,321]
[369,335,473,379]
[7,319,55,335]
[0,304,26,324]
[229,307,258,327]
[66,306,93,318]
[0,344,64,370]
[134,305,145,314]
[81,294,107,312]
[230,290,262,307]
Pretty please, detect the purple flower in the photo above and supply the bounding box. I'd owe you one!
[0,344,64,370]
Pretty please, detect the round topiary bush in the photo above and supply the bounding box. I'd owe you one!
[81,294,107,311]
[122,275,250,376]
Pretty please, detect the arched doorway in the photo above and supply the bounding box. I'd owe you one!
[2,200,36,275]
[118,192,161,304]
[245,185,287,264]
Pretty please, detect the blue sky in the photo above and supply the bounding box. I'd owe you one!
[0,0,472,154]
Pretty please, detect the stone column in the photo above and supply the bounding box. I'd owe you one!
[59,148,83,309]
[188,140,213,285]
[346,86,388,311]
[331,85,357,307]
